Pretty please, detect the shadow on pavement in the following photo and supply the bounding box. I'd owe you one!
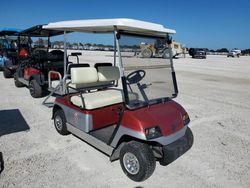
[0,109,30,137]
[0,152,3,174]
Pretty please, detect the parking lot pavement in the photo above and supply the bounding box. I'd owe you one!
[0,55,250,188]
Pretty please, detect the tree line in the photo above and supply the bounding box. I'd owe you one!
[188,48,250,55]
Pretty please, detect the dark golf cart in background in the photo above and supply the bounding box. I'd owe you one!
[14,25,66,98]
[43,19,193,182]
[0,28,20,78]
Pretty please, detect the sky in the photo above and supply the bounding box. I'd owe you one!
[1,0,250,50]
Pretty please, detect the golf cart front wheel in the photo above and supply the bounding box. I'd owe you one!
[3,68,12,78]
[29,79,43,98]
[120,141,156,182]
[54,109,70,135]
[14,73,24,87]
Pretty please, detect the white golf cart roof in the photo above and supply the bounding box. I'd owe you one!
[43,18,176,37]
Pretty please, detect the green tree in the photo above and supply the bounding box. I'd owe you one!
[216,48,229,53]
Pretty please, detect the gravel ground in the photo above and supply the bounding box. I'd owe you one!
[0,54,250,188]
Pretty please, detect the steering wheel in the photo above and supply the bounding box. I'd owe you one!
[126,70,146,84]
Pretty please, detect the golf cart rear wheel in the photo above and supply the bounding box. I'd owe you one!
[14,73,25,87]
[3,68,12,78]
[54,109,70,135]
[29,79,43,98]
[120,141,156,182]
[141,48,153,58]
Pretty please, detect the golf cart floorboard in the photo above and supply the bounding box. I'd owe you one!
[89,125,116,144]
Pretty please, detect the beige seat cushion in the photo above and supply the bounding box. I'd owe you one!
[70,89,138,109]
[71,67,98,84]
[97,66,120,81]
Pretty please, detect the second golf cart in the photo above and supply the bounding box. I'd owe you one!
[44,18,193,182]
[14,25,66,98]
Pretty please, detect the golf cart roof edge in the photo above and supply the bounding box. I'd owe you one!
[43,18,176,36]
[0,28,21,36]
[19,24,65,37]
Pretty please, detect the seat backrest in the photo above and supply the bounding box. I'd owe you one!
[67,63,90,74]
[49,50,64,61]
[71,67,98,84]
[98,66,120,82]
[94,63,112,70]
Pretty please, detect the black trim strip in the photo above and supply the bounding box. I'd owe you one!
[107,107,124,145]
[172,71,178,95]
[121,76,129,104]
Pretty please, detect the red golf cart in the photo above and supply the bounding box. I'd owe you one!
[14,25,66,98]
[44,19,193,182]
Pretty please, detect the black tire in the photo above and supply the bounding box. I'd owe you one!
[3,68,12,78]
[120,141,156,182]
[141,48,153,58]
[186,127,194,147]
[29,79,43,98]
[14,73,25,87]
[53,109,70,135]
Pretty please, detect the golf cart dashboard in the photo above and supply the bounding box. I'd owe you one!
[128,97,171,110]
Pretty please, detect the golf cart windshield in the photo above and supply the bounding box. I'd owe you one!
[119,34,177,109]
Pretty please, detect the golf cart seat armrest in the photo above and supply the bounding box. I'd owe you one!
[48,70,62,88]
[66,84,77,94]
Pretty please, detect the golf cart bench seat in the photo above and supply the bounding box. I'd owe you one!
[68,66,119,90]
[68,66,137,109]
[70,89,138,109]
[50,63,114,89]
[50,63,91,88]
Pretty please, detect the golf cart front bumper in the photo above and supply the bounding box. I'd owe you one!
[160,127,193,165]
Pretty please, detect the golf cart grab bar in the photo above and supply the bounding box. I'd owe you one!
[48,70,62,88]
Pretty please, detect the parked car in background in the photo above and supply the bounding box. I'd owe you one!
[189,48,206,59]
[227,49,241,57]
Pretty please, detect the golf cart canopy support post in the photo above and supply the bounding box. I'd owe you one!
[114,27,125,77]
[63,31,67,83]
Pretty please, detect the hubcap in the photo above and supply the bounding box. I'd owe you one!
[55,115,63,130]
[123,152,140,175]
[144,49,151,57]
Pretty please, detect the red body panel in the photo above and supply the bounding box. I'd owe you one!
[56,96,122,129]
[56,96,186,136]
[121,101,186,136]
[50,72,60,80]
[24,67,41,80]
